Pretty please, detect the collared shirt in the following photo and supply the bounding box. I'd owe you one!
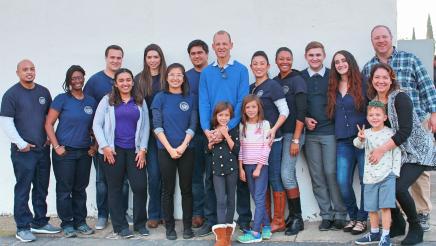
[212,58,235,68]
[307,65,326,77]
[362,47,436,120]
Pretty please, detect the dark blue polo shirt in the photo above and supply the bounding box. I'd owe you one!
[186,68,202,133]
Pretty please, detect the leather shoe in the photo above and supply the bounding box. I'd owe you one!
[192,216,204,228]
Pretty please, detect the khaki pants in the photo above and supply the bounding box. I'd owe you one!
[410,171,432,214]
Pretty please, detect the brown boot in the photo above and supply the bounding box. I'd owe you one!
[212,224,227,246]
[265,188,272,222]
[225,222,236,246]
[271,191,286,232]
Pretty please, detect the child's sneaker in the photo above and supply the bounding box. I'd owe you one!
[237,230,262,243]
[262,226,272,240]
[355,232,381,245]
[378,235,392,246]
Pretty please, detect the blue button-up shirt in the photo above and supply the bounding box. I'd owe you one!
[334,93,367,140]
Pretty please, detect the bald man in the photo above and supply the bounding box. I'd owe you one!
[0,60,60,242]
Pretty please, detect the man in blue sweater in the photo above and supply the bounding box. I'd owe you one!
[197,30,251,236]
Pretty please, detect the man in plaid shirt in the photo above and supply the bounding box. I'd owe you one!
[362,25,436,234]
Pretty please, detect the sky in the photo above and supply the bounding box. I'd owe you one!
[397,0,436,40]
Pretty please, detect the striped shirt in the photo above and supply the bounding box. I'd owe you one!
[238,120,271,165]
[362,47,436,120]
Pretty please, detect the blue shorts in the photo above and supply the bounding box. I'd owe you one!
[364,174,396,212]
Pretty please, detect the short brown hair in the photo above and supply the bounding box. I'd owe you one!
[305,41,325,54]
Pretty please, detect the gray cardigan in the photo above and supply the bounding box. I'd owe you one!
[92,95,150,154]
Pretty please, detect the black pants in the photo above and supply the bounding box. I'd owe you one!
[395,163,429,223]
[52,147,91,228]
[213,172,238,224]
[158,148,194,229]
[103,147,147,233]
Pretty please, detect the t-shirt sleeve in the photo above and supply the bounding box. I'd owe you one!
[270,80,286,101]
[50,94,65,112]
[0,90,16,117]
[293,76,307,94]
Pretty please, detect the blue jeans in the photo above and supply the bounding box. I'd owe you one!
[11,145,50,231]
[146,135,163,220]
[269,140,284,192]
[281,133,305,189]
[94,153,129,219]
[52,147,91,228]
[336,138,367,221]
[192,133,206,217]
[245,164,269,232]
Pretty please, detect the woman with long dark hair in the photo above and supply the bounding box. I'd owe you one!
[45,65,97,237]
[93,68,150,238]
[326,50,368,235]
[134,44,167,228]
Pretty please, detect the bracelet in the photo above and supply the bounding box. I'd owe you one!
[54,145,61,149]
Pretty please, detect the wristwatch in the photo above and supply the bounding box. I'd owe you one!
[291,139,300,144]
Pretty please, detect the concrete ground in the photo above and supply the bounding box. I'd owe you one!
[0,177,435,245]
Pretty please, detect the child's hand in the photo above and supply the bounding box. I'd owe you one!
[253,168,261,178]
[207,142,214,150]
[239,168,246,182]
[218,126,229,137]
[357,124,366,141]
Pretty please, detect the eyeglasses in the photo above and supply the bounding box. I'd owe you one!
[71,76,84,82]
[168,73,184,78]
[220,67,227,79]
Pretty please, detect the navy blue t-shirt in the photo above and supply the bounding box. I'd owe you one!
[273,70,307,133]
[250,78,285,138]
[151,92,196,149]
[51,93,96,148]
[83,71,113,103]
[0,83,52,149]
[186,68,201,133]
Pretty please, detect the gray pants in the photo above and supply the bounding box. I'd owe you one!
[304,134,347,220]
[213,171,238,224]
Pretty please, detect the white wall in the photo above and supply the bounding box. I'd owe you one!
[0,0,396,220]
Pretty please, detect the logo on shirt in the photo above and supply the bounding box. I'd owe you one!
[38,97,46,105]
[256,90,264,97]
[179,101,190,111]
[283,85,289,94]
[84,106,93,115]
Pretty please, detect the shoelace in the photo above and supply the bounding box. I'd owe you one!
[379,236,388,245]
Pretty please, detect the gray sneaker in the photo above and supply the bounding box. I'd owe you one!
[418,213,431,232]
[31,223,61,234]
[16,230,36,242]
[76,224,94,235]
[63,226,77,238]
[95,217,108,230]
[126,214,134,226]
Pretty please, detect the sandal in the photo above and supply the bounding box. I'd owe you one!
[351,220,367,235]
[343,220,356,232]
